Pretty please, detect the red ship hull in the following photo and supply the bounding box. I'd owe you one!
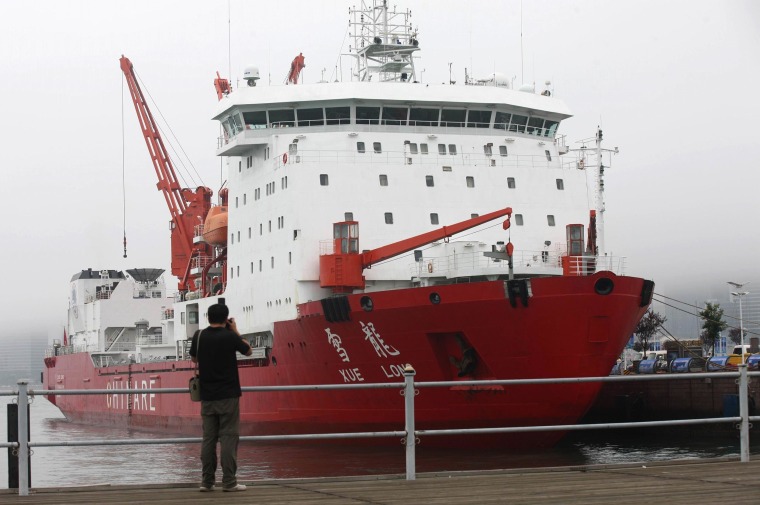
[43,273,651,447]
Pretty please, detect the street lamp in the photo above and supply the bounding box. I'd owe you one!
[731,290,750,361]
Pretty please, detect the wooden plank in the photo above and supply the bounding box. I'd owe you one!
[2,459,759,505]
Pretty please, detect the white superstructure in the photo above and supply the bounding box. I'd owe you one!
[167,0,621,347]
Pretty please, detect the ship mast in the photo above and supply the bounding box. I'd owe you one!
[348,0,420,82]
[593,127,618,257]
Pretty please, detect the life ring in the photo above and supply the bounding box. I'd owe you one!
[282,153,288,164]
[427,262,433,273]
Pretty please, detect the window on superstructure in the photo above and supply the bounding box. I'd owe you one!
[430,213,439,225]
[320,174,329,186]
[544,120,559,137]
[260,223,263,235]
[545,150,552,161]
[507,177,516,189]
[230,267,234,279]
[409,107,439,126]
[515,214,524,226]
[409,143,418,154]
[483,144,493,156]
[467,110,492,128]
[499,145,508,156]
[249,227,252,238]
[356,106,380,125]
[237,266,240,277]
[528,117,545,135]
[243,194,247,205]
[384,212,394,224]
[357,142,365,153]
[237,231,240,242]
[379,174,388,186]
[373,142,382,154]
[265,147,270,160]
[297,107,324,127]
[238,161,242,173]
[382,107,408,125]
[494,112,512,130]
[235,197,238,208]
[425,175,434,187]
[441,109,466,127]
[242,111,267,129]
[222,119,234,138]
[269,221,272,232]
[251,262,254,273]
[471,213,479,218]
[510,115,528,133]
[247,156,253,168]
[289,252,292,264]
[269,109,295,127]
[556,179,564,190]
[466,176,475,188]
[448,144,457,155]
[259,260,262,271]
[271,257,274,269]
[438,144,446,155]
[547,215,556,226]
[345,212,353,221]
[420,143,429,154]
[326,106,351,125]
[229,113,244,134]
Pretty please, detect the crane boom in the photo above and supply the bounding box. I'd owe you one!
[119,55,212,290]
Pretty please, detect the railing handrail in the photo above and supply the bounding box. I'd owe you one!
[6,367,756,495]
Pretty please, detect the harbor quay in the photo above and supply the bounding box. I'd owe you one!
[2,458,759,504]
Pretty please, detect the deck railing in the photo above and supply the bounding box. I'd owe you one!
[3,367,758,496]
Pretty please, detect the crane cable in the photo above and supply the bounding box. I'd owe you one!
[122,76,127,259]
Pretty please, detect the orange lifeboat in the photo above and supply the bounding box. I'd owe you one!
[202,206,228,246]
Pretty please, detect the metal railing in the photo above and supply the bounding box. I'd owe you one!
[4,366,759,496]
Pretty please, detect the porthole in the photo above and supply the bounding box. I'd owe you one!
[594,277,614,296]
[429,292,441,305]
[360,296,374,312]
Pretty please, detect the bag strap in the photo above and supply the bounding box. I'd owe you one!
[194,329,203,375]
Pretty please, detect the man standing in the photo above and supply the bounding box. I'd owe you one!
[190,303,252,492]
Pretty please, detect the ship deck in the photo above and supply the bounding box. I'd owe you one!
[3,458,758,504]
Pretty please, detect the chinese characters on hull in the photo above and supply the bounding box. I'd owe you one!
[327,321,404,383]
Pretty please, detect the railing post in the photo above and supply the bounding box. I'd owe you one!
[17,380,29,496]
[403,364,417,481]
[738,365,750,462]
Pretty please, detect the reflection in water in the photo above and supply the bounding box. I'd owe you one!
[0,395,750,489]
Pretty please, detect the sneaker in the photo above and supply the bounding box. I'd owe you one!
[199,485,215,492]
[223,484,246,492]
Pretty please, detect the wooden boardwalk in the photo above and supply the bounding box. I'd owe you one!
[2,458,759,504]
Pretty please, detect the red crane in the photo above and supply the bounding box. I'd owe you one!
[320,207,513,293]
[119,55,212,292]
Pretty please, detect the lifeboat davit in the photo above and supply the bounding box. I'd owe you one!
[202,206,228,246]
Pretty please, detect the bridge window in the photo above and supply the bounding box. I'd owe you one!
[509,115,528,133]
[430,213,439,225]
[297,107,324,126]
[269,109,295,127]
[441,109,466,127]
[545,120,559,137]
[382,107,408,125]
[467,110,492,128]
[527,117,545,135]
[326,106,351,125]
[356,106,380,125]
[409,107,439,126]
[242,111,267,129]
[494,111,512,130]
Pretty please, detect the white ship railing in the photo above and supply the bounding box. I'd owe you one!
[4,368,758,495]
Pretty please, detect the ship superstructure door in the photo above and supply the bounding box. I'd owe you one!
[562,224,586,276]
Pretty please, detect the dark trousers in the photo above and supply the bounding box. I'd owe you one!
[200,397,240,488]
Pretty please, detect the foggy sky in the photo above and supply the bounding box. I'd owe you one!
[1,0,758,341]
